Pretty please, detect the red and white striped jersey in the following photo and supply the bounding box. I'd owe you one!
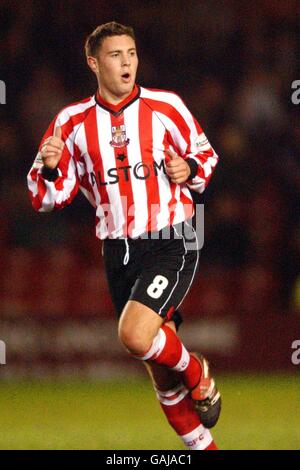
[27,85,219,239]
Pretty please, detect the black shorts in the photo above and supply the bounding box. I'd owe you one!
[102,221,199,330]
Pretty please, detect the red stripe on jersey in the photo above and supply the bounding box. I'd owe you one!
[163,131,176,226]
[142,98,191,154]
[193,117,203,135]
[180,191,193,220]
[36,175,47,209]
[138,99,160,232]
[60,110,94,143]
[165,130,182,158]
[110,113,135,237]
[30,168,38,182]
[84,107,115,234]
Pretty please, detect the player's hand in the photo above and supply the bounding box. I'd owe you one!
[165,149,191,184]
[40,126,64,169]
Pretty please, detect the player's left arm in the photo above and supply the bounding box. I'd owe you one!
[165,95,219,193]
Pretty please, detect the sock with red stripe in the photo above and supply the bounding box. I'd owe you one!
[135,324,202,390]
[155,383,218,450]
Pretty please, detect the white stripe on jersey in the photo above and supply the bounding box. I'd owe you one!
[124,101,149,238]
[56,97,96,126]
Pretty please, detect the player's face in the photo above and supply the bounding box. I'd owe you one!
[91,35,138,102]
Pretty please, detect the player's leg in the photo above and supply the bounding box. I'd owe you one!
[143,321,217,450]
[118,300,203,390]
[101,238,216,449]
[118,299,221,432]
[118,222,221,430]
[143,320,181,391]
[102,224,221,440]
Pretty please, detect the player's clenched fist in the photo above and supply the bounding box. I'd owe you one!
[165,149,191,184]
[41,126,64,169]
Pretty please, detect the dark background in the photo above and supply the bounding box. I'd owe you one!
[0,0,299,375]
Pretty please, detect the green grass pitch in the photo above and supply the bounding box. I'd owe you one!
[0,374,299,450]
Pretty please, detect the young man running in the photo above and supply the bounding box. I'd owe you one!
[27,22,220,450]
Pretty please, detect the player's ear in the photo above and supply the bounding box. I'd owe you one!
[87,56,99,74]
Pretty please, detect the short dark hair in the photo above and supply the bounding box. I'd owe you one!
[85,22,136,57]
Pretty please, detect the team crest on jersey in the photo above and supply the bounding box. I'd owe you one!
[110,124,130,148]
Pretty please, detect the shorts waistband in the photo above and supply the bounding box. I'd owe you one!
[104,221,190,244]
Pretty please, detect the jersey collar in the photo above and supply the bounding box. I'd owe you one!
[95,84,140,116]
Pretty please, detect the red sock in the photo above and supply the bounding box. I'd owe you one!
[155,383,216,450]
[135,325,202,390]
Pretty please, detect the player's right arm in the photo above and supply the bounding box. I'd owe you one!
[27,114,80,212]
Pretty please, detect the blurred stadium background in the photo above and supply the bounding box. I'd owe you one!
[0,0,299,450]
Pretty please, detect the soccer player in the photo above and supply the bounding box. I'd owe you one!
[27,22,220,450]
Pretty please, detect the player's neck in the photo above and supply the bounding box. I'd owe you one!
[96,85,139,113]
[98,87,134,106]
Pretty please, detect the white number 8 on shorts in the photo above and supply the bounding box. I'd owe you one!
[147,275,169,299]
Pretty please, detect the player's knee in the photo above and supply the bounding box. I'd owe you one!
[118,323,153,356]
